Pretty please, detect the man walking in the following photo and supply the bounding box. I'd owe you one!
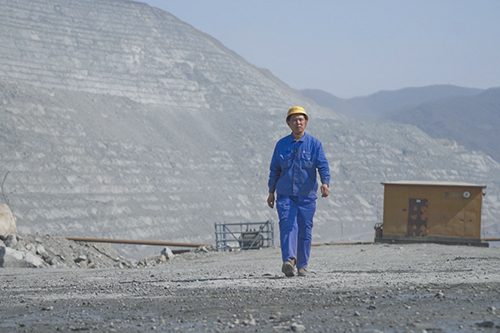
[267,106,330,277]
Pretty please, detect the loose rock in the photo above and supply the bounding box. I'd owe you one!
[0,204,17,239]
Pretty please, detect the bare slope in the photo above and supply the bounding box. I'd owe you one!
[1,0,500,259]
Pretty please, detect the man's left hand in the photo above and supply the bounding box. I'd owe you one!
[321,184,329,198]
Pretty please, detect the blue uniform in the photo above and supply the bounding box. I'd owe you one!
[268,132,330,269]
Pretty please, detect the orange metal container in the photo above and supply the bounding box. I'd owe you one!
[379,181,487,246]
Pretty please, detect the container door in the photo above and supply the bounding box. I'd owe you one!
[407,198,428,236]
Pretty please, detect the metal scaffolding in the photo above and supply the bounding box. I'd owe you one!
[214,220,274,251]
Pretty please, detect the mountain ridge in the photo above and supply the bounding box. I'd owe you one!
[300,85,484,122]
[300,85,500,163]
[387,87,500,162]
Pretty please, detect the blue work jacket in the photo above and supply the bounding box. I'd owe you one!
[268,132,330,198]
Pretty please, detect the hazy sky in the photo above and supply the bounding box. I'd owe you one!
[136,1,500,98]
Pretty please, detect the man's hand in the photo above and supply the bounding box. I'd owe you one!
[321,184,329,198]
[267,192,275,208]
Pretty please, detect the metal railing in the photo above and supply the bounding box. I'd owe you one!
[214,220,274,251]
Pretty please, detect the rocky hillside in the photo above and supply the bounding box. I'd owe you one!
[1,0,500,260]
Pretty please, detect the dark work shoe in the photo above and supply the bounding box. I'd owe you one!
[281,261,295,277]
[297,268,308,277]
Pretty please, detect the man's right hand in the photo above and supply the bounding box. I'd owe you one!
[267,192,275,209]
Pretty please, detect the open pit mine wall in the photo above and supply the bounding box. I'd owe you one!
[1,0,500,259]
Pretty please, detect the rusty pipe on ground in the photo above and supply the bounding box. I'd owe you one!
[66,237,211,248]
[312,241,374,247]
[482,238,500,242]
[314,239,499,245]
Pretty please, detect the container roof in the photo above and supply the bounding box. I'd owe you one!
[381,181,486,188]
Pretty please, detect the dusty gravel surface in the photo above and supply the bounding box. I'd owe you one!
[1,242,500,332]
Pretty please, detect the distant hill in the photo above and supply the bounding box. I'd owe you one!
[300,85,483,122]
[386,87,500,162]
[299,89,350,112]
[300,85,500,162]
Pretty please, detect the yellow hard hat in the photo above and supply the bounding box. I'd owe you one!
[287,106,308,121]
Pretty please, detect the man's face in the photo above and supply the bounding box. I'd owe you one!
[287,114,308,136]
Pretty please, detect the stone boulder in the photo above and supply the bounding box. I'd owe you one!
[4,234,17,248]
[0,240,46,268]
[0,204,17,239]
[161,247,175,262]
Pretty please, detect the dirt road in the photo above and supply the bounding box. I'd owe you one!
[1,243,500,332]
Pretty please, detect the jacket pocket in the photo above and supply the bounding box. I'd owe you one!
[301,152,313,169]
[280,153,293,169]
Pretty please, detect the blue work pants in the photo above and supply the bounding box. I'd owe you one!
[276,195,316,269]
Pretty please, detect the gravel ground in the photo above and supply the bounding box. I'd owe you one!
[1,242,500,332]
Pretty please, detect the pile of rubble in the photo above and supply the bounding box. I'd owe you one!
[0,203,133,269]
[0,233,135,268]
[1,233,218,269]
[0,204,217,269]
